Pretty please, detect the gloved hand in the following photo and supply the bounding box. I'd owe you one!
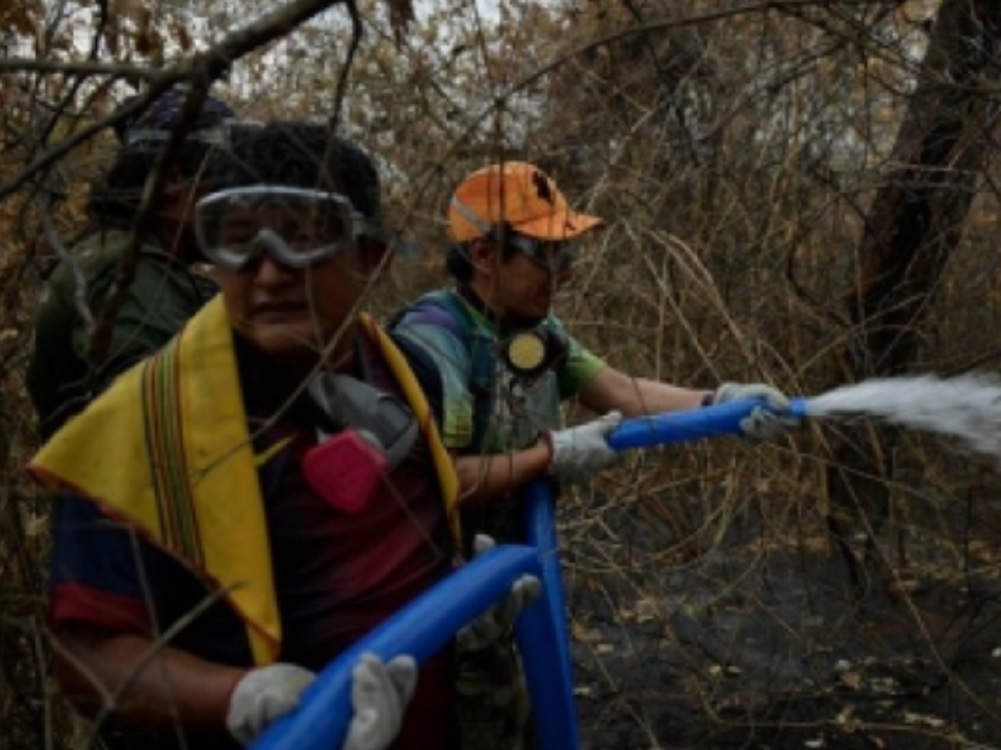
[343,653,418,750]
[545,411,623,483]
[712,382,799,440]
[226,663,316,745]
[457,535,543,652]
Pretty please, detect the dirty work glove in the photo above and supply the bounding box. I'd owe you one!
[343,653,418,750]
[457,535,543,652]
[226,663,316,745]
[545,410,623,483]
[713,382,798,440]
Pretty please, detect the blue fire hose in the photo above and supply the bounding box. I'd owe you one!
[252,397,804,750]
[252,545,543,749]
[517,478,580,749]
[608,396,808,450]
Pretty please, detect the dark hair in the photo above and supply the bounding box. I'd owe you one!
[445,243,474,281]
[88,88,235,228]
[444,228,518,281]
[205,121,381,222]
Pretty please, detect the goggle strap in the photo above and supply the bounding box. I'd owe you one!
[125,126,229,147]
[450,195,494,237]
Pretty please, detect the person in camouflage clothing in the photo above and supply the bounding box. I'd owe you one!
[26,86,233,439]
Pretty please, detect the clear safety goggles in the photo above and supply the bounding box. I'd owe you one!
[506,234,580,273]
[195,186,389,271]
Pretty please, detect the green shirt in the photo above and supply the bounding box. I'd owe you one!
[394,288,605,544]
[27,229,217,439]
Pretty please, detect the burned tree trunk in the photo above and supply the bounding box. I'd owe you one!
[828,0,1001,594]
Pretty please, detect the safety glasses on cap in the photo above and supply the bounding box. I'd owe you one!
[195,186,388,271]
[505,233,579,272]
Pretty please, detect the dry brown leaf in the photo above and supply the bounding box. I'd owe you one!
[170,20,192,51]
[839,671,862,690]
[110,0,145,24]
[103,15,120,56]
[386,0,414,47]
[570,621,602,642]
[25,513,47,537]
[0,0,38,34]
[902,711,946,728]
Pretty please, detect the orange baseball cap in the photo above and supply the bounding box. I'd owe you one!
[448,161,605,242]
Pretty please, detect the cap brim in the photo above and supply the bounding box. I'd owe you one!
[512,210,605,240]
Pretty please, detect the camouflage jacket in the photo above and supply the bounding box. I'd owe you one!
[27,229,217,439]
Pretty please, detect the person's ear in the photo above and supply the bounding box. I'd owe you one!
[468,238,498,277]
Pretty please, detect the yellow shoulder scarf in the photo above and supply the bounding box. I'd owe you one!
[29,296,459,665]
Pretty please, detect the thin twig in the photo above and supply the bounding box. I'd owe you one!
[39,193,94,334]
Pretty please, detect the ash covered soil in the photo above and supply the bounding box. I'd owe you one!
[563,503,1001,750]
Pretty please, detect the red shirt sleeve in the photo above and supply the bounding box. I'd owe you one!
[48,494,161,635]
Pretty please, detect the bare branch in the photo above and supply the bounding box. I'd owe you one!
[0,0,350,200]
[0,58,155,77]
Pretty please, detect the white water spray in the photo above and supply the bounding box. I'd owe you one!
[802,372,1001,459]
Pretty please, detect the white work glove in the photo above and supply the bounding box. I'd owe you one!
[457,535,543,652]
[343,653,418,750]
[545,410,623,483]
[226,663,316,745]
[712,382,798,440]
